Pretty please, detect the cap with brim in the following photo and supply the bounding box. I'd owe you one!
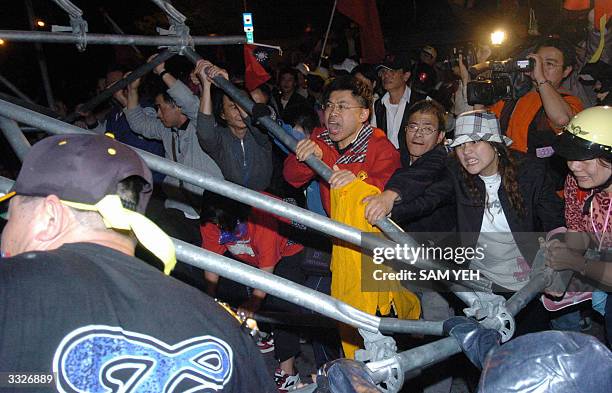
[4,134,152,212]
[1,134,176,275]
[554,130,612,161]
[449,110,513,148]
[376,56,409,72]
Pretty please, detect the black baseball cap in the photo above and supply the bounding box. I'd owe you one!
[377,55,411,72]
[0,134,153,213]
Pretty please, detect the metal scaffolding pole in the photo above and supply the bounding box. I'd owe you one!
[0,93,59,118]
[0,117,31,161]
[0,74,35,104]
[63,49,177,123]
[181,49,441,242]
[25,0,55,108]
[0,30,245,46]
[0,96,493,295]
[0,174,444,336]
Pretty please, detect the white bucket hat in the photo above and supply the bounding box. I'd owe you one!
[449,110,512,148]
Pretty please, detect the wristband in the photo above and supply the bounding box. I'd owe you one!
[535,79,551,92]
[159,70,169,79]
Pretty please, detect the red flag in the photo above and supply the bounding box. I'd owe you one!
[336,0,385,64]
[243,44,271,91]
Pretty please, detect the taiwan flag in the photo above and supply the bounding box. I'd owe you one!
[336,0,385,64]
[244,44,271,91]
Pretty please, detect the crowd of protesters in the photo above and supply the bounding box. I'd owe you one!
[1,5,612,393]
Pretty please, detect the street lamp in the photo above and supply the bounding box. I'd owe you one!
[491,30,506,46]
[35,20,45,28]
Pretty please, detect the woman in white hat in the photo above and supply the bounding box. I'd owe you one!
[448,109,565,334]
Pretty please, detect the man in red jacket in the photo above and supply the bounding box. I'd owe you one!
[283,75,400,213]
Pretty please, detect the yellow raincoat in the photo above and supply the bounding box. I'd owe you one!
[330,178,420,358]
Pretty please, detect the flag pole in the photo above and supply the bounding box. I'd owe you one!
[318,0,338,69]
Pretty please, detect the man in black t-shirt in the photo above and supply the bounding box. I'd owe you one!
[0,134,276,392]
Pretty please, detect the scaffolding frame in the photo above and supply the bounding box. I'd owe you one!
[0,1,560,391]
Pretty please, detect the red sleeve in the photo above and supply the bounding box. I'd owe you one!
[283,153,316,188]
[200,222,227,255]
[363,137,401,191]
[250,209,283,268]
[564,175,587,232]
[282,128,329,188]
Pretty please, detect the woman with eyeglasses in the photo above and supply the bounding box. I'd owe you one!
[448,110,564,334]
[364,99,455,232]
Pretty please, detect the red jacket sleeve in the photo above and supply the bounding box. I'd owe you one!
[200,222,227,255]
[363,136,401,191]
[283,153,316,188]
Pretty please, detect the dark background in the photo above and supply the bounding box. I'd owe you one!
[0,0,578,108]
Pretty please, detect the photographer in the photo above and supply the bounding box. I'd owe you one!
[488,38,583,157]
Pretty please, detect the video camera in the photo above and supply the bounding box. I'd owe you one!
[466,58,535,106]
[444,45,477,70]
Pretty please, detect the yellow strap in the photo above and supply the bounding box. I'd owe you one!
[589,14,608,63]
[61,195,177,275]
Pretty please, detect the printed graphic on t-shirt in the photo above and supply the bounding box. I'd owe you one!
[227,239,256,257]
[53,325,233,392]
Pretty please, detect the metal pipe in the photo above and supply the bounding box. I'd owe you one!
[367,336,461,384]
[173,238,381,332]
[63,49,176,123]
[181,47,492,295]
[505,270,548,317]
[0,97,492,293]
[100,8,143,58]
[0,117,31,161]
[0,93,59,118]
[318,0,338,69]
[379,318,444,336]
[0,174,451,337]
[0,74,35,104]
[25,1,55,108]
[0,30,245,46]
[50,0,83,19]
[150,0,187,24]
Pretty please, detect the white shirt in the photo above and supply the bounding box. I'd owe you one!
[371,86,411,148]
[470,173,530,290]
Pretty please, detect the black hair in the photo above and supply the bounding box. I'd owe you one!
[200,192,251,232]
[306,74,325,94]
[211,86,250,128]
[406,100,446,131]
[323,75,373,110]
[156,91,177,107]
[116,176,147,212]
[351,64,377,84]
[283,106,321,135]
[278,67,298,83]
[534,37,576,68]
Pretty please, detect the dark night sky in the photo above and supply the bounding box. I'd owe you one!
[0,0,567,107]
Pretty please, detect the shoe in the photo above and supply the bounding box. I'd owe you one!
[274,368,300,392]
[256,335,275,354]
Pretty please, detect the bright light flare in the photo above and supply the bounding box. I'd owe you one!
[491,30,506,46]
[0,39,5,45]
[36,20,46,27]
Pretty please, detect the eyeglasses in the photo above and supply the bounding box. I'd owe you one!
[543,61,563,70]
[406,124,438,135]
[324,102,364,113]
